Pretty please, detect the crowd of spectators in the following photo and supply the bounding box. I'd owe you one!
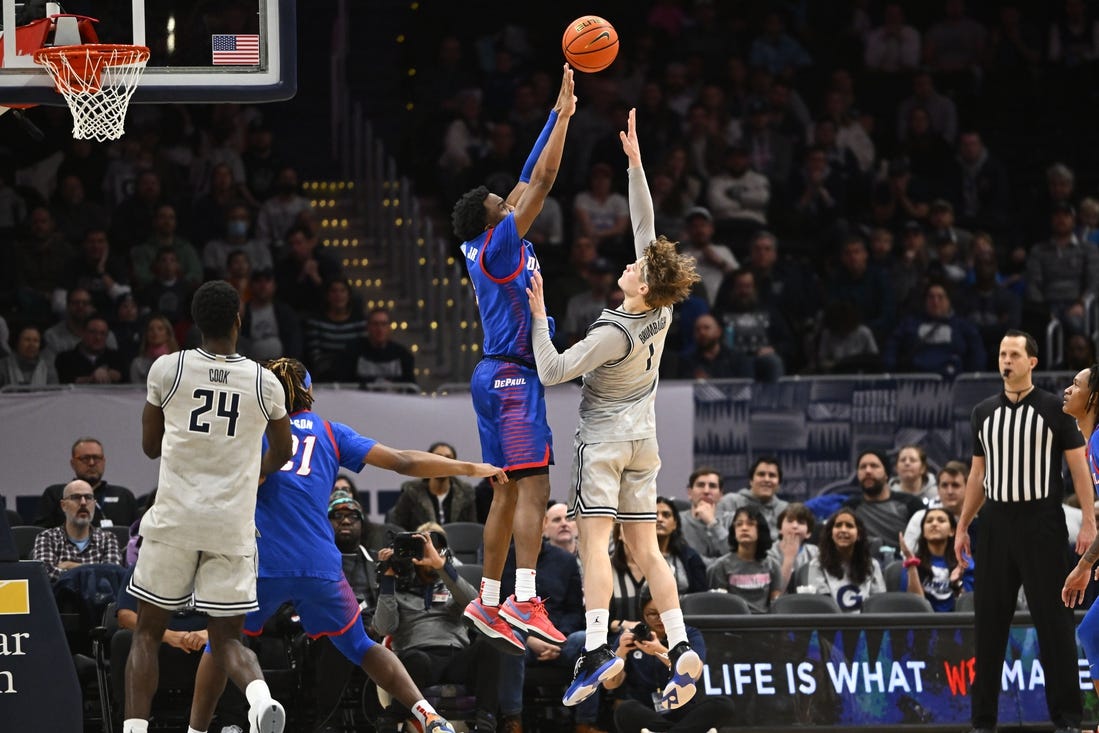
[7,3,1099,387]
[400,0,1099,379]
[24,429,1072,731]
[0,107,416,389]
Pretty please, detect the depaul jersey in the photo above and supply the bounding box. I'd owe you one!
[256,410,376,580]
[1089,428,1099,495]
[142,348,287,554]
[460,212,540,362]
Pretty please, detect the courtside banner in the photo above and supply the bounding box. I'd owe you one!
[689,614,1099,730]
[0,562,82,731]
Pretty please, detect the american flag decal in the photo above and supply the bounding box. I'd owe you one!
[211,34,260,65]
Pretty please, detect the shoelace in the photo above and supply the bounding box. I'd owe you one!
[527,599,550,620]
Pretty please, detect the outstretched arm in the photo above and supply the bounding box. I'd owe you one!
[364,443,508,483]
[620,108,656,259]
[512,65,576,238]
[527,271,628,385]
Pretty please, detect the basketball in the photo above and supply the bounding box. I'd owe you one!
[562,16,619,73]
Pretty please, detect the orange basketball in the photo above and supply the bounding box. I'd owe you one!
[562,16,619,73]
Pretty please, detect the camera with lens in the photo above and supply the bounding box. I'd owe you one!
[392,532,424,561]
[377,531,449,582]
[631,621,654,643]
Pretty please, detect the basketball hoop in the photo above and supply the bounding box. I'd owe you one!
[32,44,150,141]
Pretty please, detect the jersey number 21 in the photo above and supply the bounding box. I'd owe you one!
[279,435,317,476]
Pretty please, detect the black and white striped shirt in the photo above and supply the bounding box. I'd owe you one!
[970,388,1084,502]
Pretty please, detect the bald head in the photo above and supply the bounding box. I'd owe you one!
[544,502,577,552]
[61,479,96,530]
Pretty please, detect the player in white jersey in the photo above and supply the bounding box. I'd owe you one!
[526,109,704,711]
[124,280,293,733]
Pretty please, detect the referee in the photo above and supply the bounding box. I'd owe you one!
[956,330,1096,733]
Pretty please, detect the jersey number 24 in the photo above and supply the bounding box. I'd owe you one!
[189,389,240,436]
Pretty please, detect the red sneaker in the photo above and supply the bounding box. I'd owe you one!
[463,598,526,655]
[499,595,566,644]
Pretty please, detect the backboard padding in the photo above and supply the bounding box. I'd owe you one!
[0,0,296,104]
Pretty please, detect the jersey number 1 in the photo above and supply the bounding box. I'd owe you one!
[189,389,240,436]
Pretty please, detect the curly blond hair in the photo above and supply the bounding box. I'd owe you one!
[641,236,700,308]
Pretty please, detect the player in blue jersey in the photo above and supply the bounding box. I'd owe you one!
[449,64,576,653]
[1061,364,1099,707]
[186,357,508,733]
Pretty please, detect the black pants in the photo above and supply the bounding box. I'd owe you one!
[971,498,1081,728]
[310,634,359,726]
[614,696,736,733]
[395,640,498,714]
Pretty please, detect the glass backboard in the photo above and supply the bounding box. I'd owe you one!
[0,0,295,104]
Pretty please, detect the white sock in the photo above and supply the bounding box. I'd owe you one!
[245,678,273,709]
[661,608,688,648]
[480,578,501,607]
[411,698,438,726]
[122,720,149,733]
[515,568,537,602]
[584,609,609,651]
[187,727,206,733]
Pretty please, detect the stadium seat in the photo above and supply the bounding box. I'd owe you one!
[455,563,482,588]
[442,522,484,564]
[12,525,44,560]
[792,563,812,589]
[883,560,905,592]
[861,591,934,614]
[954,592,975,613]
[680,591,753,616]
[91,602,120,732]
[374,636,479,733]
[106,525,132,561]
[770,593,841,615]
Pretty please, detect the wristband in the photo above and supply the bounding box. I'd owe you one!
[519,110,559,183]
[902,557,920,569]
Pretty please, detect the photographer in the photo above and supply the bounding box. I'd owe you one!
[374,525,499,729]
[605,585,735,733]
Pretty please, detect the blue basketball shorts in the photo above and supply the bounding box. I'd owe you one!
[242,576,375,665]
[470,358,554,472]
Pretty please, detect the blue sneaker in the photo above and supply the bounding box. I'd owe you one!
[660,641,702,710]
[562,644,624,706]
[422,713,456,733]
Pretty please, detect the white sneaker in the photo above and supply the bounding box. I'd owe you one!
[247,698,286,733]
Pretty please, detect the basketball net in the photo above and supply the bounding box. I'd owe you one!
[33,44,150,141]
